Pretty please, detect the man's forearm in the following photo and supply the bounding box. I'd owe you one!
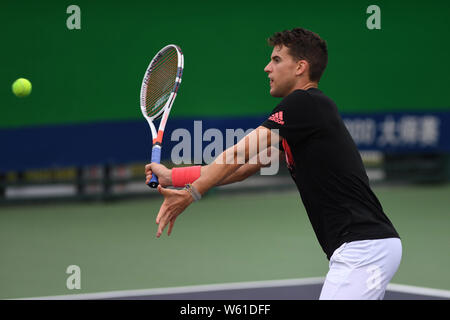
[194,162,241,194]
[192,127,279,195]
[202,162,261,186]
[192,137,251,194]
[204,146,282,186]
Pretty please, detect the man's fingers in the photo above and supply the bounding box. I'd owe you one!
[157,215,169,238]
[156,205,164,224]
[157,185,170,196]
[156,211,165,236]
[156,188,171,224]
[145,164,152,184]
[167,217,177,236]
[154,188,186,238]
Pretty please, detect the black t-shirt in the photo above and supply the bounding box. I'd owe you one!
[261,88,399,259]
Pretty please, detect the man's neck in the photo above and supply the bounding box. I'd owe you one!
[288,81,318,95]
[301,82,318,90]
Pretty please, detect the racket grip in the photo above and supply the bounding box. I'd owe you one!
[148,146,161,188]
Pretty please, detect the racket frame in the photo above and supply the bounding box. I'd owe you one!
[140,44,184,188]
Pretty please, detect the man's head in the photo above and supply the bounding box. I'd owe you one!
[264,28,328,97]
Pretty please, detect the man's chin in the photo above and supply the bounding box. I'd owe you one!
[269,88,284,98]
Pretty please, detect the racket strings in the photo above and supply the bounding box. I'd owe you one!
[145,78,175,116]
[145,55,176,113]
[145,69,175,111]
[145,66,175,111]
[148,51,178,90]
[144,49,178,117]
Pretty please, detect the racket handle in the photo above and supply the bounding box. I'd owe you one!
[148,146,161,188]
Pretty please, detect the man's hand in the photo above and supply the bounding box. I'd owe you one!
[155,185,194,237]
[145,163,172,187]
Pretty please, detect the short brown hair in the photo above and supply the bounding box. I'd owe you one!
[268,28,328,82]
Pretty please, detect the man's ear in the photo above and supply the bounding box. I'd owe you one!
[296,59,309,76]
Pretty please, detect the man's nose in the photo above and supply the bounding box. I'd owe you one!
[264,62,271,73]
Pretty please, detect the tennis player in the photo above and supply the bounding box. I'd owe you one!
[145,28,402,300]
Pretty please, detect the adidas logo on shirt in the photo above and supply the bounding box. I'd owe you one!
[268,111,285,125]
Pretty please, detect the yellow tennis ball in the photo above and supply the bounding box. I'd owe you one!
[12,78,32,97]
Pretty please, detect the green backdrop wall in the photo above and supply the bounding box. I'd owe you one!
[1,0,449,128]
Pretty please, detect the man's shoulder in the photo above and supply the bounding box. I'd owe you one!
[279,89,315,108]
[285,88,313,99]
[304,88,338,111]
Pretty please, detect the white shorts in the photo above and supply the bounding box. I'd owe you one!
[319,237,402,300]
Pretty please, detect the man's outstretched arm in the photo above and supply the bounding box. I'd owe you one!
[151,126,281,237]
[191,126,279,195]
[145,145,282,187]
[216,145,282,185]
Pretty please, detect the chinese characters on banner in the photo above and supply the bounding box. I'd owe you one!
[343,113,445,151]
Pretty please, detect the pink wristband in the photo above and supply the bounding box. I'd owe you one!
[172,166,201,187]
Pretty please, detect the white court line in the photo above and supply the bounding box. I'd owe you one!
[387,283,450,298]
[21,277,325,300]
[19,277,450,300]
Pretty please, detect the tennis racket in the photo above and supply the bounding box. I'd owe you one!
[140,44,184,188]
